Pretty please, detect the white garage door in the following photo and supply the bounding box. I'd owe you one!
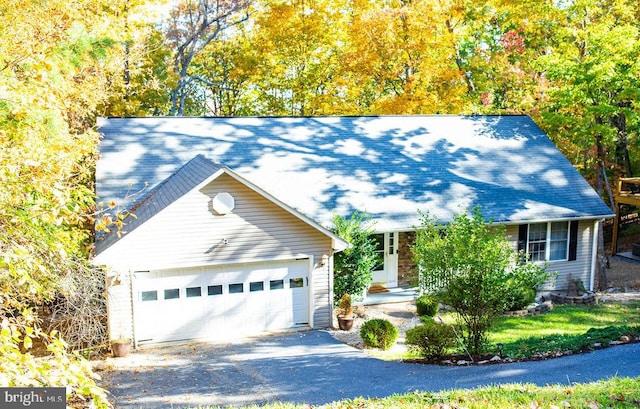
[132,259,310,343]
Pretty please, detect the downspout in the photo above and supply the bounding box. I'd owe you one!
[329,253,335,329]
[308,255,314,329]
[129,270,138,349]
[589,220,600,292]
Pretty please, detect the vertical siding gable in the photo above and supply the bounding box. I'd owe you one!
[200,173,333,261]
[101,173,334,271]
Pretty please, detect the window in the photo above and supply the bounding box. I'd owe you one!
[141,291,157,302]
[164,288,180,299]
[270,280,284,290]
[229,283,244,294]
[528,223,547,261]
[549,222,569,260]
[290,278,304,288]
[372,233,384,271]
[208,285,223,296]
[526,222,569,262]
[186,287,202,298]
[250,281,264,292]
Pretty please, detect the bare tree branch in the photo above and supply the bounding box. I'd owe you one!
[166,0,252,115]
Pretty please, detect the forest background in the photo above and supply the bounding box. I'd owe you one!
[1,0,639,406]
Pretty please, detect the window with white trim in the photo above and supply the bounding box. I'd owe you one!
[527,222,570,262]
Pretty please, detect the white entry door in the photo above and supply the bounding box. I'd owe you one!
[132,259,310,343]
[371,232,398,287]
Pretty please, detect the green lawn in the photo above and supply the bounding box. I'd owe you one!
[212,376,640,409]
[492,302,640,343]
[487,301,640,358]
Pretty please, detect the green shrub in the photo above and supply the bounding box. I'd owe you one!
[360,319,399,350]
[412,208,551,355]
[503,270,549,311]
[331,212,378,303]
[584,325,639,344]
[405,320,456,360]
[415,294,439,316]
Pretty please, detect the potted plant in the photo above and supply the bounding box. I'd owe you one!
[111,336,132,358]
[336,294,356,331]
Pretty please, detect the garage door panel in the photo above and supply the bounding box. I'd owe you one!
[133,259,309,343]
[204,287,226,336]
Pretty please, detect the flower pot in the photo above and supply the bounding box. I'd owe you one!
[111,340,132,357]
[337,316,354,331]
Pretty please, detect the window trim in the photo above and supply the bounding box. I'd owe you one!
[523,221,571,262]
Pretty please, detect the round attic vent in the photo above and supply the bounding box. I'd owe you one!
[212,192,235,215]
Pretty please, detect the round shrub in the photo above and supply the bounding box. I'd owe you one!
[405,320,456,360]
[415,294,439,317]
[360,319,399,350]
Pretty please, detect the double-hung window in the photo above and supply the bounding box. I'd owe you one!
[523,221,573,262]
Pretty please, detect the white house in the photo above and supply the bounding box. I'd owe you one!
[95,115,614,344]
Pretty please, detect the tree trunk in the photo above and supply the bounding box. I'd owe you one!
[597,221,608,290]
[595,143,604,195]
[611,104,633,177]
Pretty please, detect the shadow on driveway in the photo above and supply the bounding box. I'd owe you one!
[100,330,640,408]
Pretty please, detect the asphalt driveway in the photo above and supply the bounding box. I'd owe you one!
[101,330,640,408]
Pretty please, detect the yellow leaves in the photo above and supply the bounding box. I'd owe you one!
[96,211,130,233]
[23,333,33,350]
[10,108,26,121]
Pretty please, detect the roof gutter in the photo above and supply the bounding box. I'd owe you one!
[499,214,615,227]
[374,214,615,234]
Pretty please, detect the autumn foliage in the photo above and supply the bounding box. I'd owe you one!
[1,0,639,406]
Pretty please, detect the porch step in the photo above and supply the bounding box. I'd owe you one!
[362,287,418,306]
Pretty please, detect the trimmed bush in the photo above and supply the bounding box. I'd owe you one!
[415,294,439,317]
[360,319,399,350]
[405,320,456,360]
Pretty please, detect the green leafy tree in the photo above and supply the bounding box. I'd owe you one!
[191,29,260,116]
[249,0,348,115]
[536,0,640,183]
[412,208,550,356]
[331,212,378,303]
[0,1,134,405]
[164,0,253,116]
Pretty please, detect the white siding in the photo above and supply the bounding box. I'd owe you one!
[98,174,335,331]
[311,257,332,328]
[505,220,595,292]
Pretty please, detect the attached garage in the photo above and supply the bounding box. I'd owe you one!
[133,259,311,343]
[94,155,347,345]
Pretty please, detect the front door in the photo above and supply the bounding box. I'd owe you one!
[371,232,398,287]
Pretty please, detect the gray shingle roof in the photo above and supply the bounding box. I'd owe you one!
[96,154,224,252]
[97,115,613,232]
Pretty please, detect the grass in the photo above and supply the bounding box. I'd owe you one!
[198,376,640,408]
[379,301,640,361]
[488,301,640,358]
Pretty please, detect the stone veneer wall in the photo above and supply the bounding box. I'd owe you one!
[398,231,418,287]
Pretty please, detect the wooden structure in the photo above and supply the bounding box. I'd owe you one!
[611,177,640,255]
